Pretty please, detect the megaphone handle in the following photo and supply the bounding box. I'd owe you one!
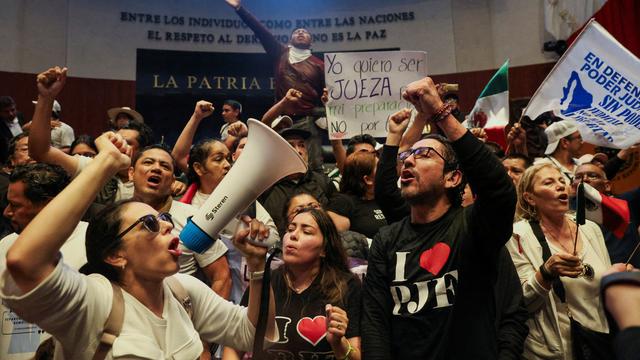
[235,217,272,248]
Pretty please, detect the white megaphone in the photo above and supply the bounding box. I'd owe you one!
[180,118,307,253]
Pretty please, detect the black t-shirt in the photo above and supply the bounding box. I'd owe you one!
[362,131,517,360]
[365,208,500,359]
[242,268,362,359]
[328,193,387,238]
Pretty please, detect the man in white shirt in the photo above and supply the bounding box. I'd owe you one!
[534,120,583,185]
[220,100,243,150]
[29,96,155,204]
[129,145,232,299]
[0,96,22,164]
[0,163,88,360]
[24,100,75,152]
[48,101,75,151]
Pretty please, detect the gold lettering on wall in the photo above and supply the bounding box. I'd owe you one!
[227,77,237,90]
[249,77,260,90]
[151,74,270,90]
[187,76,197,88]
[165,76,178,88]
[199,77,212,89]
[153,74,165,88]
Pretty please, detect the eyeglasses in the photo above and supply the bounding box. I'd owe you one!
[116,212,174,240]
[397,146,446,163]
[573,172,604,182]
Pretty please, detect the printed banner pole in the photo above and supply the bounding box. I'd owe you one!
[521,19,596,120]
[523,19,640,148]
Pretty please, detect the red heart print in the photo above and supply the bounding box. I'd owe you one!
[419,242,451,275]
[297,316,327,346]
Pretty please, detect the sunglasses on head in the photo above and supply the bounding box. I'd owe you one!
[116,212,174,240]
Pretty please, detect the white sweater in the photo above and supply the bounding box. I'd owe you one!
[506,218,610,360]
[1,259,257,359]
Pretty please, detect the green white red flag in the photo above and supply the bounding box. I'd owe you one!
[467,60,510,147]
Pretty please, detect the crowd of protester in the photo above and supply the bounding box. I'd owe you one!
[1,1,640,359]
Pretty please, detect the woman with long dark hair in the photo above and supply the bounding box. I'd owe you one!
[224,204,361,360]
[1,127,277,359]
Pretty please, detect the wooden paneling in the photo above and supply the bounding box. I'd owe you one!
[0,71,136,137]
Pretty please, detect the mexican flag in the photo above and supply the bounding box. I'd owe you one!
[467,60,510,148]
[582,182,631,239]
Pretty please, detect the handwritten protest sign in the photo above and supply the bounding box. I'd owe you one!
[324,51,427,139]
[524,20,640,149]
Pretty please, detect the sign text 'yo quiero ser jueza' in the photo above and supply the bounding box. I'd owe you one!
[324,51,427,140]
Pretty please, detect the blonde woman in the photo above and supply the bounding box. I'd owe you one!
[506,164,611,359]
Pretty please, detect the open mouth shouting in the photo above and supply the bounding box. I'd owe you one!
[400,169,416,185]
[168,237,182,257]
[558,193,569,203]
[146,174,162,189]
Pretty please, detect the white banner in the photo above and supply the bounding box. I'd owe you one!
[524,20,640,149]
[324,50,427,139]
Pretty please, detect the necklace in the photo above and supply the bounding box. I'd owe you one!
[285,271,318,294]
[540,220,575,253]
[541,219,594,281]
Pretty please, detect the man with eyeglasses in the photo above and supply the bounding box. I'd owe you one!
[572,163,640,267]
[0,162,88,359]
[534,120,583,185]
[362,77,516,359]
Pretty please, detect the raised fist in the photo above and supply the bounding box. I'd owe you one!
[194,100,214,120]
[36,66,68,99]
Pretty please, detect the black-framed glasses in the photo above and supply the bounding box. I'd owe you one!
[116,212,174,240]
[397,146,447,163]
